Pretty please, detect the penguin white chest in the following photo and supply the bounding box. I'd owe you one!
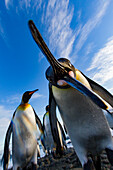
[12,105,37,162]
[52,86,87,120]
[13,105,37,136]
[52,85,111,154]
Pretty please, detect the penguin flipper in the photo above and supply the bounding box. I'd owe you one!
[63,75,108,111]
[43,113,47,132]
[33,107,44,134]
[82,72,113,108]
[49,84,63,156]
[57,120,67,141]
[2,121,12,170]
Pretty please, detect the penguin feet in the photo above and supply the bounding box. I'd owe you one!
[105,148,113,166]
[83,159,95,170]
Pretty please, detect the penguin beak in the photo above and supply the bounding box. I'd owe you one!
[28,20,108,111]
[29,89,39,95]
[28,20,68,80]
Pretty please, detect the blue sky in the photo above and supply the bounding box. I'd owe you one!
[0,0,113,155]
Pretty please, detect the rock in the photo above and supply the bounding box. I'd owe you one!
[8,147,113,169]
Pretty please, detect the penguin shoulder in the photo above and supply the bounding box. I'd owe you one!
[18,103,31,111]
[14,104,36,123]
[75,69,91,90]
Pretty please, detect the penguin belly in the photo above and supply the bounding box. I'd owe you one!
[52,86,112,155]
[44,115,55,150]
[12,106,37,168]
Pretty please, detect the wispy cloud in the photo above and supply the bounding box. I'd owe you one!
[0,105,12,119]
[4,0,43,15]
[0,105,12,153]
[0,14,8,45]
[5,0,10,9]
[31,92,43,100]
[5,0,13,9]
[43,0,76,60]
[75,0,110,54]
[85,42,95,56]
[41,0,111,62]
[1,92,43,105]
[87,36,113,84]
[3,0,110,62]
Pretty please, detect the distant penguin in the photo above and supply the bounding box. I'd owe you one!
[28,20,113,170]
[43,105,67,155]
[2,89,44,170]
[43,105,54,154]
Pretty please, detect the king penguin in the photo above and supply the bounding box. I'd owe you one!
[28,20,113,170]
[42,105,67,155]
[2,89,44,170]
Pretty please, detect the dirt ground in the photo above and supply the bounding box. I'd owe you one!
[7,147,113,170]
[37,147,113,170]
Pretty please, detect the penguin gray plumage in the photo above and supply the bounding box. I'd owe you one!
[28,20,113,170]
[43,105,67,155]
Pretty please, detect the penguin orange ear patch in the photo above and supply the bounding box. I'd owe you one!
[57,80,68,86]
[69,71,75,78]
[57,71,75,87]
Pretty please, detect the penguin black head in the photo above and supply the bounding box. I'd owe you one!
[46,105,49,112]
[22,89,38,104]
[46,58,75,87]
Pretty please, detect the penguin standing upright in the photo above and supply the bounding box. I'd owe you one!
[43,105,55,154]
[2,89,43,170]
[28,20,113,170]
[43,105,67,155]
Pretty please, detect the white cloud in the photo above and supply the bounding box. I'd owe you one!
[0,105,12,155]
[31,93,43,100]
[44,0,76,60]
[4,0,43,15]
[77,10,81,21]
[5,0,13,9]
[0,16,8,44]
[87,36,113,84]
[6,95,21,104]
[1,92,43,105]
[85,42,94,56]
[0,105,13,119]
[41,0,111,62]
[3,0,111,62]
[75,0,110,54]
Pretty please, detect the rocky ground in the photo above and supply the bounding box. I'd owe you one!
[37,147,113,170]
[8,147,113,170]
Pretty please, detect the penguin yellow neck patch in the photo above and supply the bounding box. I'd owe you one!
[76,70,91,90]
[18,103,31,110]
[46,111,49,116]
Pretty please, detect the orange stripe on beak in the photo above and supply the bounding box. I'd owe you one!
[29,89,39,95]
